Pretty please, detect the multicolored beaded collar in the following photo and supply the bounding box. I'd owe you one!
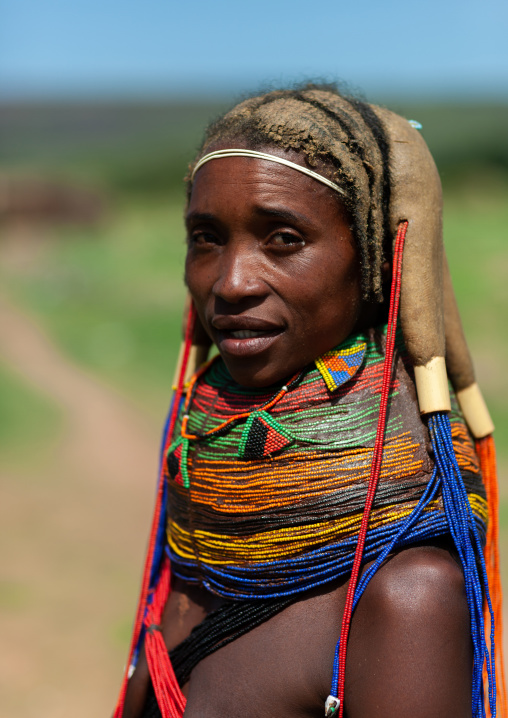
[169,335,367,488]
[165,327,485,599]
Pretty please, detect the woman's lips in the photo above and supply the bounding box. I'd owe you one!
[213,325,283,358]
[228,329,269,339]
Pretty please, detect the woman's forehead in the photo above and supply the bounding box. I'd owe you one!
[195,141,339,185]
[188,154,346,222]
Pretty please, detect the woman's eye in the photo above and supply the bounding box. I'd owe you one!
[189,231,219,246]
[269,233,305,248]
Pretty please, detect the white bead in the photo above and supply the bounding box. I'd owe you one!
[325,695,340,716]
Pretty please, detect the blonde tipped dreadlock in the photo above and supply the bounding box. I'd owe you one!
[187,84,391,301]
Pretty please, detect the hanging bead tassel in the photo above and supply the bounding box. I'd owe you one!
[144,558,186,717]
[328,218,502,718]
[477,435,507,718]
[428,412,496,717]
[113,304,196,717]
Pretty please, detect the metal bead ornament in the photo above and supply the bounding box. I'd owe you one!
[325,695,340,716]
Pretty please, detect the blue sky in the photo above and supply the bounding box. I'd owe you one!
[1,0,508,100]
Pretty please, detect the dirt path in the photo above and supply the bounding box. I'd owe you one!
[0,294,161,718]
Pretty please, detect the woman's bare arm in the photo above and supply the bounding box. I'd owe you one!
[346,545,472,718]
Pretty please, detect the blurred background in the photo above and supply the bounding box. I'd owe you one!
[1,1,507,716]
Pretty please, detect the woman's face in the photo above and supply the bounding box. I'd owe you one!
[185,147,362,388]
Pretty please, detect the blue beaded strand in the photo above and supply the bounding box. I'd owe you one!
[429,412,496,717]
[330,467,441,693]
[166,509,456,599]
[133,394,180,669]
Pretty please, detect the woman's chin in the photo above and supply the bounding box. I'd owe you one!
[220,355,295,389]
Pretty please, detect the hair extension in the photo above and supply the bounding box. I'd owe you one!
[186,83,390,301]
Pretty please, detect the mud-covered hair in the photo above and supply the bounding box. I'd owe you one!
[186,83,392,301]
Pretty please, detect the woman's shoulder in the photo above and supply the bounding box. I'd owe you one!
[361,542,467,613]
[345,543,472,718]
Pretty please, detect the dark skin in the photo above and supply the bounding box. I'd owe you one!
[185,146,363,388]
[123,147,472,717]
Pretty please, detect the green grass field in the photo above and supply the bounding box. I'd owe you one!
[2,182,507,463]
[1,197,188,415]
[444,182,508,452]
[0,361,62,467]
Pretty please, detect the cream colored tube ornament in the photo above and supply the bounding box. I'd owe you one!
[375,107,450,414]
[442,254,494,438]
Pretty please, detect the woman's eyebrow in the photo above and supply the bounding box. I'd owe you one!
[185,210,216,225]
[186,207,315,227]
[253,206,314,227]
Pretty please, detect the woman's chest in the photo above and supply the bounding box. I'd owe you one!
[170,579,348,718]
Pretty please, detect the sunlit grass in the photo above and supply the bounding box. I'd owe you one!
[2,182,507,465]
[0,361,62,467]
[444,181,508,469]
[1,196,188,416]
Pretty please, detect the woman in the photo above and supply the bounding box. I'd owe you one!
[114,84,503,718]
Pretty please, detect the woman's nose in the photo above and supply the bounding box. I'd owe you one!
[212,245,267,304]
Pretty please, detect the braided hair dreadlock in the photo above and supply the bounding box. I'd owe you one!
[187,83,392,301]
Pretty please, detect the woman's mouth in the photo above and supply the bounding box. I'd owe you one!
[229,329,269,339]
[212,319,283,358]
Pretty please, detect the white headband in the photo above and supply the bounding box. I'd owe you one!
[191,149,345,197]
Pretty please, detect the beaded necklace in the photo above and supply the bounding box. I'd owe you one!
[171,362,304,490]
[181,361,303,441]
[165,329,486,595]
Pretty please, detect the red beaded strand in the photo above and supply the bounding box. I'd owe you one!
[335,220,408,717]
[477,435,507,717]
[144,558,186,717]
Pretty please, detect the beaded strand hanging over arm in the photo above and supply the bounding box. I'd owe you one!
[477,435,507,717]
[325,220,407,717]
[326,222,500,718]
